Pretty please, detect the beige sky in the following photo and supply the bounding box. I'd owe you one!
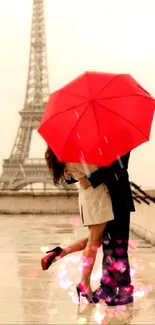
[0,0,155,188]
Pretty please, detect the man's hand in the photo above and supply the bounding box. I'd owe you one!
[79,176,91,189]
[64,168,72,180]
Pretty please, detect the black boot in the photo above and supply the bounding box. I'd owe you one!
[105,284,134,306]
[93,283,117,300]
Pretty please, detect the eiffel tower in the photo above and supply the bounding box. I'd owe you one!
[0,0,74,191]
[0,0,154,201]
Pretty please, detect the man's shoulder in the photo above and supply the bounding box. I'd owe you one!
[110,153,130,171]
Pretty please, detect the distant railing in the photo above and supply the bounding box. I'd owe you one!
[0,179,155,204]
[0,183,78,192]
[131,182,155,205]
[0,187,77,193]
[24,159,45,165]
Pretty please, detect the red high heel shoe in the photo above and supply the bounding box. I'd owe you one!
[41,246,63,270]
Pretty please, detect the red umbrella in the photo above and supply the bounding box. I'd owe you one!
[38,71,155,166]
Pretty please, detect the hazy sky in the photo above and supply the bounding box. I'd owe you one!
[0,0,155,188]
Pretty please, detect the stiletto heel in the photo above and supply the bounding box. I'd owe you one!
[76,284,99,304]
[76,286,81,305]
[41,246,63,270]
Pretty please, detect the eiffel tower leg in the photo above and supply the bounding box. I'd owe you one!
[10,120,32,160]
[0,0,49,191]
[0,0,77,193]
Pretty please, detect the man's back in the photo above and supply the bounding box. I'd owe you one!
[88,153,135,214]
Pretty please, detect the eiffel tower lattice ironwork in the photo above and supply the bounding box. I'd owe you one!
[0,0,74,191]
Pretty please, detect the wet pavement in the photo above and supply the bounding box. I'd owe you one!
[0,214,155,324]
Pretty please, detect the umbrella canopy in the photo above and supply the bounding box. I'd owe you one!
[38,71,155,166]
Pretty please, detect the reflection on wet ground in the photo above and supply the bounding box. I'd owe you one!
[0,214,155,324]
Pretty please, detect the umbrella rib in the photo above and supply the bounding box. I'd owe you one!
[99,94,152,100]
[60,103,90,159]
[47,101,89,120]
[97,102,149,139]
[95,75,119,98]
[86,74,106,159]
[92,104,108,165]
[59,89,88,100]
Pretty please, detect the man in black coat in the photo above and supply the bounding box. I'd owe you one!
[66,152,135,305]
[88,152,135,305]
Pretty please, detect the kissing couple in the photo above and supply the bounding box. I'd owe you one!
[41,147,135,306]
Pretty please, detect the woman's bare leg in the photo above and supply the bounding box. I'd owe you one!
[80,223,107,295]
[54,238,88,260]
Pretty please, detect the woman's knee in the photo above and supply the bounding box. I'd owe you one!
[88,223,106,246]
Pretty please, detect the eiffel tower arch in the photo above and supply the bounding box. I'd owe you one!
[0,0,75,191]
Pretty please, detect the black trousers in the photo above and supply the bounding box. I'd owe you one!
[102,210,131,289]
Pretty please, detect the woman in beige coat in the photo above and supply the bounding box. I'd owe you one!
[41,147,114,304]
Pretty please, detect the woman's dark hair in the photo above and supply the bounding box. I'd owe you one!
[45,146,65,185]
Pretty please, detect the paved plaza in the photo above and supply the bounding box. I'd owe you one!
[0,214,155,324]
